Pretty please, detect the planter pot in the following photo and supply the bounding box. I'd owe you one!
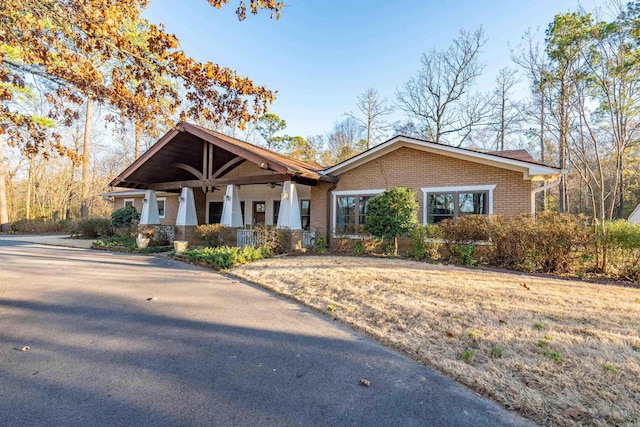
[136,237,150,249]
[174,240,188,253]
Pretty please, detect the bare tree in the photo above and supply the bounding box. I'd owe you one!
[346,88,394,149]
[490,67,521,151]
[326,117,364,164]
[396,28,488,146]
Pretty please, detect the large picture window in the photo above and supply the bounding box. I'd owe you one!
[332,190,382,234]
[422,185,495,224]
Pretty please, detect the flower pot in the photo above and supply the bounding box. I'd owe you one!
[174,240,188,253]
[136,236,150,249]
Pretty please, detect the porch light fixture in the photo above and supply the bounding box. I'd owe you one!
[282,192,289,200]
[179,196,185,202]
[143,198,148,203]
[225,195,231,201]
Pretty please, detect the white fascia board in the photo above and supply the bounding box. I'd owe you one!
[323,136,562,179]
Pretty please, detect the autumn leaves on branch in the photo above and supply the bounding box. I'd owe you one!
[0,0,283,159]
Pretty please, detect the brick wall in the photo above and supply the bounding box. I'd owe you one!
[310,147,532,240]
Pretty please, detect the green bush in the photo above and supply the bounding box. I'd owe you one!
[72,218,113,238]
[353,240,366,256]
[110,206,140,230]
[314,236,327,254]
[365,187,418,256]
[182,245,272,270]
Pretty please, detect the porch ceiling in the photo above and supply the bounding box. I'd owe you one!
[111,122,334,190]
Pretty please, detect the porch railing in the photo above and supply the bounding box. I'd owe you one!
[236,229,315,249]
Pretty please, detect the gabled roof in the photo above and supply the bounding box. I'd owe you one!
[184,123,324,175]
[110,122,332,188]
[322,135,563,181]
[485,149,539,164]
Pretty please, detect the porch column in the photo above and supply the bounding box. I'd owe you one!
[176,187,198,226]
[277,180,302,229]
[220,185,243,227]
[139,190,160,225]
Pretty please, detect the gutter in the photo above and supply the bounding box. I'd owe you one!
[531,177,562,218]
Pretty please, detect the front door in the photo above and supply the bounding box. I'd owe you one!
[253,201,266,224]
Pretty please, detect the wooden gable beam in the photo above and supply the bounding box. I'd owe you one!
[172,162,204,180]
[179,123,289,174]
[147,173,292,191]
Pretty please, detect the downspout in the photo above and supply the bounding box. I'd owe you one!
[326,180,338,249]
[531,177,562,219]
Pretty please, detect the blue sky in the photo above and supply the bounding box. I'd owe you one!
[144,0,604,140]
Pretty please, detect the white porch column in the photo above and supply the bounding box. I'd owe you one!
[220,185,243,227]
[176,188,198,226]
[277,181,302,229]
[140,190,160,225]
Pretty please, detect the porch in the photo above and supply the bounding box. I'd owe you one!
[109,122,332,249]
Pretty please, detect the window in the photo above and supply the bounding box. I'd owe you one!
[124,198,135,209]
[332,190,383,234]
[208,201,224,224]
[422,185,495,224]
[157,198,166,219]
[273,200,281,225]
[300,199,311,230]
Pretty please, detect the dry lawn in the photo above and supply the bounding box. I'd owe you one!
[230,255,640,427]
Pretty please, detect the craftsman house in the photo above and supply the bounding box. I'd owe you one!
[105,122,563,245]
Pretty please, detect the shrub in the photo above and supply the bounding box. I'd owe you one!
[9,219,68,234]
[365,187,418,256]
[181,245,272,270]
[72,218,113,238]
[251,223,291,254]
[314,236,327,254]
[193,224,239,247]
[110,206,140,230]
[487,213,592,274]
[599,220,640,281]
[353,240,366,256]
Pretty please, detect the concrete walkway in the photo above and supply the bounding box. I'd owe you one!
[0,240,533,426]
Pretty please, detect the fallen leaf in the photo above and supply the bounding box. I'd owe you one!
[498,319,506,323]
[146,297,158,301]
[359,378,371,387]
[15,346,30,352]
[519,283,531,291]
[446,331,455,338]
[562,407,588,420]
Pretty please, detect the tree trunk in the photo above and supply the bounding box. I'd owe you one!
[0,135,10,232]
[393,236,398,257]
[26,154,34,219]
[81,98,93,219]
[134,122,141,159]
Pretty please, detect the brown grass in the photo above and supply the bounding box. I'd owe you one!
[230,255,640,427]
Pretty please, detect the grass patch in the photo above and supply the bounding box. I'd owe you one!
[229,255,640,427]
[93,236,137,251]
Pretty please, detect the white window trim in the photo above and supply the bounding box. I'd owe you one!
[331,189,384,237]
[421,185,496,224]
[123,198,135,209]
[157,197,166,219]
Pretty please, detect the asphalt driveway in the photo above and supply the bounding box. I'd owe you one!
[0,239,533,426]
